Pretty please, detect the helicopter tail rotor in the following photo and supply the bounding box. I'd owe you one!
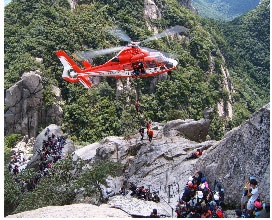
[56,50,92,88]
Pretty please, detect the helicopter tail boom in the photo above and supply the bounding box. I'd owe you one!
[56,50,82,73]
[56,50,92,88]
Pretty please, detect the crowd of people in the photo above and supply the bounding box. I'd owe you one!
[119,169,268,218]
[133,99,268,218]
[175,173,266,218]
[119,181,160,203]
[8,151,28,176]
[174,170,225,218]
[8,130,67,193]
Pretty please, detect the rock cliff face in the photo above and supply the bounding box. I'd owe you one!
[197,103,270,204]
[4,71,63,138]
[178,0,198,13]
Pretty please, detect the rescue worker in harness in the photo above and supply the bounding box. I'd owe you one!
[133,61,145,76]
[135,100,141,113]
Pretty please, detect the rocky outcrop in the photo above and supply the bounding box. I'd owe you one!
[109,195,171,217]
[163,118,210,142]
[6,203,131,218]
[116,78,136,101]
[197,103,270,205]
[73,119,216,213]
[4,71,63,138]
[69,0,77,10]
[144,0,161,21]
[217,65,234,120]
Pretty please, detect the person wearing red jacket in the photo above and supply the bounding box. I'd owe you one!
[148,129,154,142]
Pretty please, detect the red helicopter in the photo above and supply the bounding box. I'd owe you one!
[56,26,188,88]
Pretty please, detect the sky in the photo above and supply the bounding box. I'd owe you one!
[4,0,11,6]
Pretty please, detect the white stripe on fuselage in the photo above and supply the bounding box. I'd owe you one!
[84,67,168,77]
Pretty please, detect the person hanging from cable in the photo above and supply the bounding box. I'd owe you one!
[135,100,141,113]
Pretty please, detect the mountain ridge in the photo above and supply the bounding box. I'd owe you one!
[192,0,261,21]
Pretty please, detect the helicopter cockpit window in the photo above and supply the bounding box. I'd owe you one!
[154,55,164,66]
[111,56,119,62]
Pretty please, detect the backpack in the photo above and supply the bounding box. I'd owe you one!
[216,208,224,218]
[254,198,263,210]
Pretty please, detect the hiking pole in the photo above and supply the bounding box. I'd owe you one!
[174,182,180,200]
[168,184,173,203]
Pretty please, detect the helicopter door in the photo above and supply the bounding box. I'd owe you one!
[123,64,133,76]
[132,61,145,76]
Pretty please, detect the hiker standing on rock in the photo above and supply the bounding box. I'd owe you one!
[148,129,154,142]
[139,128,145,140]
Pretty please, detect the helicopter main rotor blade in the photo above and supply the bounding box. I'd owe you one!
[73,46,124,61]
[106,26,132,43]
[142,25,188,43]
[142,47,177,59]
